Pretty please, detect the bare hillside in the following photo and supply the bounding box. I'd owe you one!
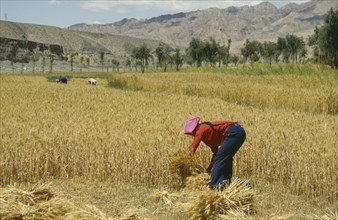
[0,20,160,63]
[68,0,338,51]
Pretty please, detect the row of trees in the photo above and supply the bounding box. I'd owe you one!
[128,34,307,73]
[6,8,336,73]
[127,43,183,73]
[309,8,338,68]
[128,8,337,72]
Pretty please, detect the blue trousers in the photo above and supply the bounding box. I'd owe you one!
[209,124,246,187]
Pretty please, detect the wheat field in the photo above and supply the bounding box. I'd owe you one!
[0,65,337,219]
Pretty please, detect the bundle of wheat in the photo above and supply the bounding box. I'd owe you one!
[184,173,210,192]
[167,149,197,185]
[0,197,75,220]
[0,184,137,220]
[153,189,183,207]
[0,184,75,220]
[187,178,255,219]
[0,183,53,206]
[64,205,112,220]
[306,209,338,220]
[153,190,175,206]
[25,198,75,219]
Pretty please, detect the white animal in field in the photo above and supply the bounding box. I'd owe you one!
[88,78,97,85]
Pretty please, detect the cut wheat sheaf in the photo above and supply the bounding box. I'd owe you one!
[167,149,256,219]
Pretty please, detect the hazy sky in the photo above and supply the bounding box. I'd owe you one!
[1,0,312,28]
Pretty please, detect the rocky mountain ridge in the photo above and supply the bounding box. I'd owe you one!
[68,0,338,51]
[0,21,160,63]
[0,0,337,65]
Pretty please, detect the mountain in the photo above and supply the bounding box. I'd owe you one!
[1,0,337,65]
[0,21,161,63]
[68,0,338,52]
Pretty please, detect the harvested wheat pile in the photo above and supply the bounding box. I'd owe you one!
[184,173,210,191]
[168,149,196,173]
[0,184,138,220]
[0,183,64,220]
[64,205,112,220]
[306,209,338,220]
[167,149,197,185]
[0,183,54,206]
[186,176,255,220]
[167,149,206,186]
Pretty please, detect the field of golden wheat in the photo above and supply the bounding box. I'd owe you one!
[0,65,337,219]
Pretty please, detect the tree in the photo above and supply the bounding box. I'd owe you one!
[277,37,290,63]
[310,8,338,68]
[80,56,84,73]
[125,57,132,72]
[132,44,152,73]
[285,34,305,63]
[86,57,90,69]
[231,55,239,66]
[155,43,172,72]
[204,37,219,66]
[69,54,75,72]
[187,38,205,67]
[241,39,262,65]
[100,51,105,72]
[172,48,183,71]
[299,47,307,64]
[21,35,28,73]
[111,59,120,72]
[49,55,54,73]
[8,41,18,73]
[223,39,232,67]
[41,56,45,73]
[262,41,277,65]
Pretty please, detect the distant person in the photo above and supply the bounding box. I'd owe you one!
[56,76,67,84]
[88,78,97,85]
[184,117,246,189]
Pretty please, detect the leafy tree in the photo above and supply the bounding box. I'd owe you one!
[310,8,338,68]
[262,41,277,65]
[299,47,307,64]
[41,56,45,73]
[80,56,84,73]
[8,41,18,73]
[100,51,105,71]
[187,38,205,67]
[286,34,305,63]
[86,57,90,69]
[172,48,183,71]
[111,59,120,72]
[49,55,54,73]
[69,54,75,72]
[155,43,172,72]
[231,55,239,66]
[277,35,305,64]
[277,37,290,63]
[241,39,262,65]
[222,39,232,67]
[217,39,232,67]
[125,57,132,72]
[204,37,219,66]
[132,44,152,73]
[32,54,36,73]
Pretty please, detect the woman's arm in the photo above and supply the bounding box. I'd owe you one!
[206,147,218,174]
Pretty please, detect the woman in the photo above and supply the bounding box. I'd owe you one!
[184,117,246,188]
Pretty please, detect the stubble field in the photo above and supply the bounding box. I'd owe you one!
[0,64,337,219]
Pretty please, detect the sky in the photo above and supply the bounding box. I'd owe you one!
[0,0,312,28]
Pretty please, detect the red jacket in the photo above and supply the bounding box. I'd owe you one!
[189,121,235,153]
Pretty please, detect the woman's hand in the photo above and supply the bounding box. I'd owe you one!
[206,163,213,174]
